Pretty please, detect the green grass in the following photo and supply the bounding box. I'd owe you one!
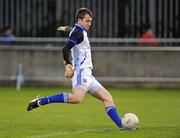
[0,87,180,138]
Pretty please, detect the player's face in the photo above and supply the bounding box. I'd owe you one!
[78,14,92,31]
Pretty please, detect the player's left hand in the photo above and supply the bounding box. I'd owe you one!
[65,64,74,78]
[57,26,69,32]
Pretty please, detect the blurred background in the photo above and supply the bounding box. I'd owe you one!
[0,0,180,88]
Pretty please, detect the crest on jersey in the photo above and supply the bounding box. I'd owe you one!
[83,78,87,83]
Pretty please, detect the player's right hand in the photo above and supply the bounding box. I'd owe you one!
[65,64,74,78]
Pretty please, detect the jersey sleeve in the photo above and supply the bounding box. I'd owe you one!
[68,27,84,45]
[62,27,84,65]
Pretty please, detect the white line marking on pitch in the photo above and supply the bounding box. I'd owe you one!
[26,128,114,138]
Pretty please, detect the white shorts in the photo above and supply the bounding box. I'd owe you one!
[72,68,103,94]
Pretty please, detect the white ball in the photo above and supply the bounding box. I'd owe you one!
[122,113,139,130]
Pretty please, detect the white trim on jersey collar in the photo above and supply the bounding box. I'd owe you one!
[75,23,87,32]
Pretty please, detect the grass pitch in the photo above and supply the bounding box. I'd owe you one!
[0,87,180,138]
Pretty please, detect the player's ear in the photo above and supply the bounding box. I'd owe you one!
[77,18,82,23]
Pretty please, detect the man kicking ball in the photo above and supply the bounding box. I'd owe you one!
[27,7,124,129]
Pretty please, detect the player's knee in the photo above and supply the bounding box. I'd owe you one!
[70,96,83,104]
[103,93,113,104]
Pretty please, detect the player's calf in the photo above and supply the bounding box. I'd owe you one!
[27,93,69,111]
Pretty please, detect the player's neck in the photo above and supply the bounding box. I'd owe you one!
[75,23,87,32]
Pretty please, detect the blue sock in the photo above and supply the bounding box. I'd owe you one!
[39,93,68,106]
[105,106,123,128]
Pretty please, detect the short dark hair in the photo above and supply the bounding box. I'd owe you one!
[75,7,93,22]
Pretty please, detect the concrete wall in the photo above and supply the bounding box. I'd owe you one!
[0,45,180,87]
